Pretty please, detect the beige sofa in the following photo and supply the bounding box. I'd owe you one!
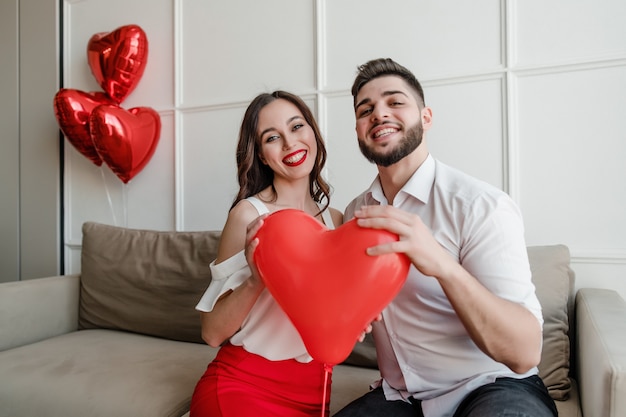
[0,222,625,417]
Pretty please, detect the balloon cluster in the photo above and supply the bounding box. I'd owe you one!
[54,25,161,184]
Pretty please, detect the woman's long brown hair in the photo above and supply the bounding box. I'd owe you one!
[230,91,331,214]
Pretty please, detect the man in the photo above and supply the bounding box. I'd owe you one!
[334,58,557,417]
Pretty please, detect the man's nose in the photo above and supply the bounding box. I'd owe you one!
[371,105,389,122]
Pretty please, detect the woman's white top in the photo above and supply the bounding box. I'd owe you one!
[195,196,336,362]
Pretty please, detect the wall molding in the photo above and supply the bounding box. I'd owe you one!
[512,55,626,78]
[570,249,626,265]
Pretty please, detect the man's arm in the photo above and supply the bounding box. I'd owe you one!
[353,204,542,374]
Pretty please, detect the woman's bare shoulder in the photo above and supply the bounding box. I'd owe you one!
[216,199,260,262]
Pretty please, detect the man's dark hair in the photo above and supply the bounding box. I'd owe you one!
[351,58,425,107]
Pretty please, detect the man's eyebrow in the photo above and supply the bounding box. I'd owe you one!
[354,97,371,110]
[354,90,409,110]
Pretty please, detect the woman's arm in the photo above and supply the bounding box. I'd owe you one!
[200,201,267,347]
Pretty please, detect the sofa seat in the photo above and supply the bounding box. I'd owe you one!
[0,329,218,417]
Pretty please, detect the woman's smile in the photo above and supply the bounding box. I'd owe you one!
[283,149,307,166]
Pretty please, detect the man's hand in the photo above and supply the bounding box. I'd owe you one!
[354,205,455,280]
[358,313,382,342]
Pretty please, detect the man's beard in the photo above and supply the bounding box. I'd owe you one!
[358,121,423,167]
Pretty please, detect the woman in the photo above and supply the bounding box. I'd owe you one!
[190,91,343,417]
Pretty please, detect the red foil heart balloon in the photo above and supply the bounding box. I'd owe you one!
[53,88,115,166]
[89,104,161,183]
[87,24,148,104]
[253,209,410,365]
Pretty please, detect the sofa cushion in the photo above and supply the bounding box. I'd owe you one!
[0,329,218,417]
[529,244,575,400]
[343,245,574,401]
[79,222,221,343]
[344,333,378,369]
[331,363,381,414]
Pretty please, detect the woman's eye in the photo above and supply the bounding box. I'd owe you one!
[292,123,304,131]
[266,135,279,143]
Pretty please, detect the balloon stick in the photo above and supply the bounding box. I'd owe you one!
[321,363,332,417]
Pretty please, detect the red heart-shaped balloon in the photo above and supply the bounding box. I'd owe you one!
[53,88,115,166]
[89,104,161,183]
[87,24,148,104]
[254,209,410,365]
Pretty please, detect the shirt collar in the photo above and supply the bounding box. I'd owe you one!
[366,154,435,206]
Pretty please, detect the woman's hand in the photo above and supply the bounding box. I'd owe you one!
[244,213,269,288]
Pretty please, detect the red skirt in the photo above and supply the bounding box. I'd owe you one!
[190,343,332,417]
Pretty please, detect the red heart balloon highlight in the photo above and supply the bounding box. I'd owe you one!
[253,209,410,365]
[89,104,161,183]
[53,88,115,166]
[87,24,148,104]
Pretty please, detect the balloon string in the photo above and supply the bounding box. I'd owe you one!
[122,182,129,227]
[100,167,118,226]
[321,363,332,417]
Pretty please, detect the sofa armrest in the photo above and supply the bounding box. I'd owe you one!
[576,288,626,417]
[0,274,80,352]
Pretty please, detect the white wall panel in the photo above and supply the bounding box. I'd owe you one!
[126,111,176,230]
[180,107,244,231]
[65,150,123,239]
[324,0,503,91]
[512,0,626,67]
[426,77,505,190]
[325,95,379,212]
[64,0,174,109]
[66,246,82,276]
[517,65,626,252]
[180,0,316,108]
[572,261,626,304]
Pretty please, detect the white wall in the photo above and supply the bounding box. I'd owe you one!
[1,0,61,282]
[0,0,20,282]
[61,0,626,298]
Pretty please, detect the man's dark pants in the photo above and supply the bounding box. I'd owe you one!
[333,375,558,417]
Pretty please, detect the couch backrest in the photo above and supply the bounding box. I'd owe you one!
[78,221,221,344]
[527,244,575,401]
